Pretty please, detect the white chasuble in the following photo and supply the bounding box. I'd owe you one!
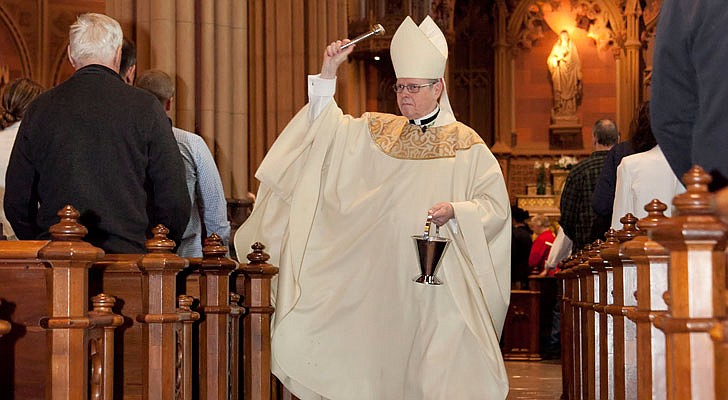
[235,101,511,400]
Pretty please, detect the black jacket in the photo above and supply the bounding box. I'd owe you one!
[651,0,728,190]
[5,64,190,253]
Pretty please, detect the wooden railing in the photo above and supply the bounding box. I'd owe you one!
[557,165,728,400]
[0,205,277,400]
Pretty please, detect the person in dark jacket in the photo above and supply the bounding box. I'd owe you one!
[4,13,190,253]
[590,101,653,238]
[511,205,532,288]
[651,0,728,191]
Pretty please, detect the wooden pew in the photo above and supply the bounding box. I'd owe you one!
[602,213,641,400]
[0,205,116,399]
[501,285,543,360]
[137,225,200,400]
[562,250,583,399]
[575,243,598,400]
[622,199,669,400]
[593,230,618,400]
[555,254,578,399]
[237,242,278,400]
[92,228,246,400]
[0,302,9,337]
[572,249,590,399]
[186,234,240,400]
[587,238,608,399]
[0,204,278,400]
[709,184,728,399]
[651,166,726,400]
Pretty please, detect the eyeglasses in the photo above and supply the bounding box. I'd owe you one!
[392,82,437,93]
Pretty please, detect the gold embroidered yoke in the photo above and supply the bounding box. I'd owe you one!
[366,112,484,160]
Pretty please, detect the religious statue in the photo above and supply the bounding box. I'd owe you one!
[547,30,582,119]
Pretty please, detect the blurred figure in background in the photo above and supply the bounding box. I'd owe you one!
[611,101,685,228]
[527,214,555,275]
[136,69,230,257]
[511,205,532,288]
[119,37,136,84]
[0,78,44,239]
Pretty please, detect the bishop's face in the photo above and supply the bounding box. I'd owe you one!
[395,78,443,120]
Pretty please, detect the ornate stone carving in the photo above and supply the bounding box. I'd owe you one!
[512,3,547,51]
[571,0,621,52]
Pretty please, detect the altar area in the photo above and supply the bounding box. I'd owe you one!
[515,168,570,218]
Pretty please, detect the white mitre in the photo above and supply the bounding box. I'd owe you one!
[390,16,455,125]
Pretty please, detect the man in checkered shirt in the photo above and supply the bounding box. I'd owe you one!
[559,119,618,252]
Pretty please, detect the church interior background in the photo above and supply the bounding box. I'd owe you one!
[0,0,659,218]
[0,0,661,396]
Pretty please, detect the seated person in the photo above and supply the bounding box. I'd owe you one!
[0,77,44,239]
[528,214,555,274]
[511,205,532,288]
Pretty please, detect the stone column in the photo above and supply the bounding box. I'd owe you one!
[214,0,234,195]
[175,0,196,132]
[618,1,643,135]
[492,0,512,153]
[149,0,176,84]
[231,0,249,197]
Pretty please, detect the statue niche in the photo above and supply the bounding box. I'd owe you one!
[548,30,583,149]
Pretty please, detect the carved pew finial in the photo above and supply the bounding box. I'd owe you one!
[616,213,642,242]
[202,233,227,259]
[91,293,116,314]
[49,204,88,241]
[247,241,271,264]
[144,224,176,253]
[673,165,712,215]
[636,199,668,233]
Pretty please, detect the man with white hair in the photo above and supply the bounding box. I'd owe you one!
[5,13,190,253]
[235,16,510,399]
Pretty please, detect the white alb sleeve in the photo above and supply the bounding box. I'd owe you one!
[308,74,337,121]
[545,227,573,269]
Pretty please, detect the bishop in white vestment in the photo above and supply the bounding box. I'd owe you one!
[235,15,511,400]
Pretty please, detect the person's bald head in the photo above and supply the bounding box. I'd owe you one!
[135,69,175,112]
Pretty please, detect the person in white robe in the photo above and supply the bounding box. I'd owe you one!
[235,15,511,400]
[611,145,686,230]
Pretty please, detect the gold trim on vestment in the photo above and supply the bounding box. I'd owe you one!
[366,112,484,160]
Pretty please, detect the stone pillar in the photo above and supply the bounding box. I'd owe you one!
[231,0,249,197]
[175,0,196,132]
[149,0,176,96]
[491,0,512,153]
[214,0,234,195]
[618,1,643,135]
[199,0,215,159]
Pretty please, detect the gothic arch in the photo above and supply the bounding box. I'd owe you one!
[0,4,33,78]
[507,0,626,54]
[51,40,70,86]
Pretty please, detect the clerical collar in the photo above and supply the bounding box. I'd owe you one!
[408,106,440,128]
